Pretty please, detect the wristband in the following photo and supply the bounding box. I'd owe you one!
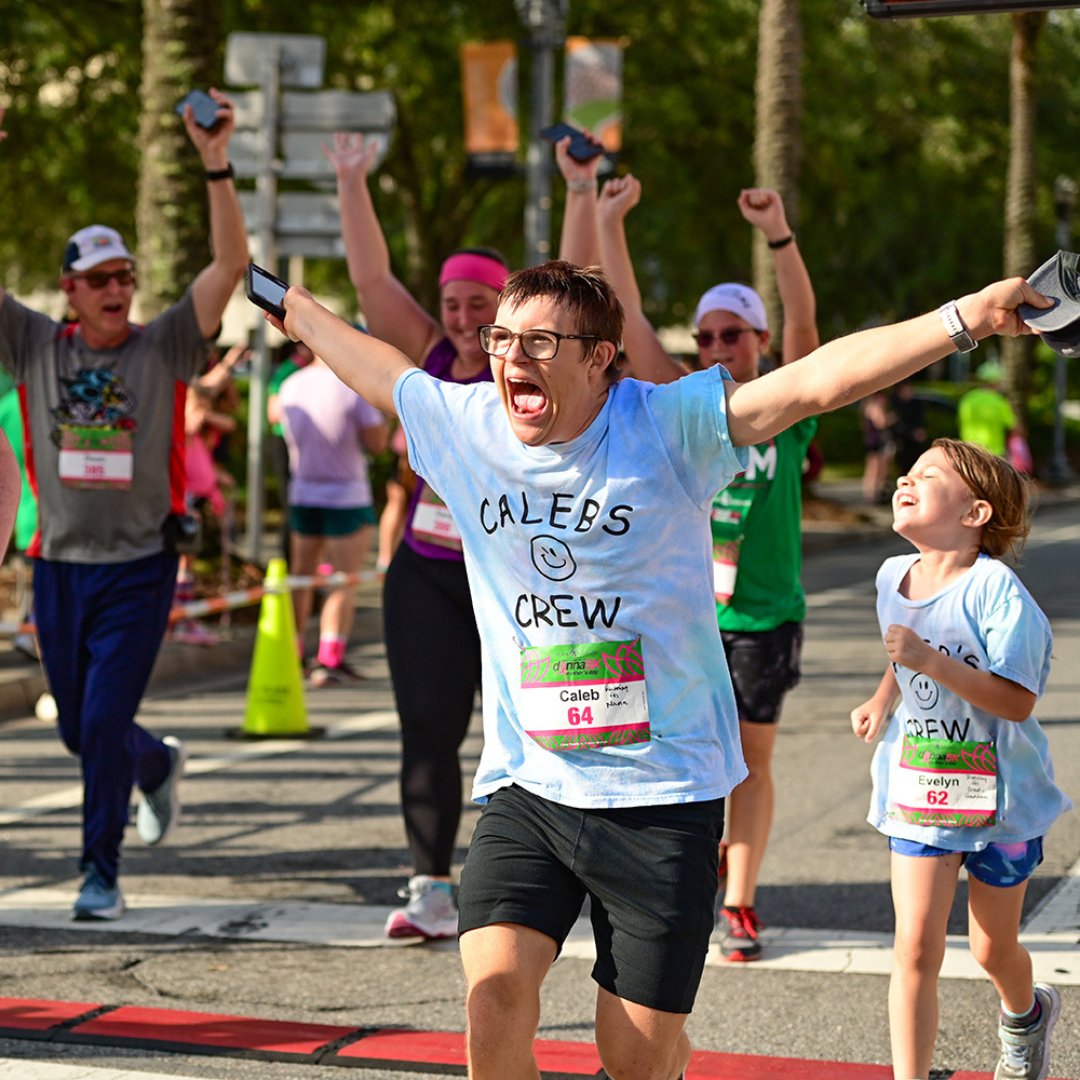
[566,179,595,194]
[767,233,795,250]
[205,164,235,182]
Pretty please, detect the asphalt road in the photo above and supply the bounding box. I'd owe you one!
[1,499,1078,1079]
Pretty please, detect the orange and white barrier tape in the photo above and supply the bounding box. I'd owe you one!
[0,568,383,636]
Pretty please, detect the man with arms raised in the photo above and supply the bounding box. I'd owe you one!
[262,259,1046,1080]
[0,94,248,920]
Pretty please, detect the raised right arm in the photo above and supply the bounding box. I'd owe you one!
[595,175,687,385]
[323,132,442,362]
[271,288,414,417]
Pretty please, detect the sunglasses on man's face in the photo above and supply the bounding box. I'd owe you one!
[693,328,758,348]
[70,268,137,289]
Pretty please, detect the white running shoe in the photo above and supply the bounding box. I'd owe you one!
[384,875,459,940]
[136,736,186,845]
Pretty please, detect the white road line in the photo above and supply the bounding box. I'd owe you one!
[0,710,399,828]
[0,886,1075,984]
[0,1064,211,1080]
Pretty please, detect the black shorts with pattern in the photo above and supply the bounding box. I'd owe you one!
[720,620,804,725]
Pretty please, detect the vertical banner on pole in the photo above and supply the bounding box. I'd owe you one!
[461,41,519,177]
[563,37,625,156]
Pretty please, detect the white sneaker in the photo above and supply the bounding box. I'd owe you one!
[136,736,186,845]
[384,875,458,940]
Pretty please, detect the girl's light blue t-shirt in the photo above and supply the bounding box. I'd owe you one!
[868,552,1072,850]
[395,365,750,809]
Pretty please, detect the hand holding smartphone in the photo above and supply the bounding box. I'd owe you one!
[175,90,222,130]
[540,122,604,163]
[246,263,289,322]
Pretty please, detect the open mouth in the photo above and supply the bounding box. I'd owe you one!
[508,377,548,418]
[895,492,917,508]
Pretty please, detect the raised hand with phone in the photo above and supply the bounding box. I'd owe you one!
[552,123,606,268]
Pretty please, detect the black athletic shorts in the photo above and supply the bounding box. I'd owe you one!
[721,620,803,724]
[458,784,724,1014]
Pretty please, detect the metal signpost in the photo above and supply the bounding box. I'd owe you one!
[515,0,569,267]
[224,32,396,563]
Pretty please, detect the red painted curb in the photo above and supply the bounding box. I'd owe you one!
[0,996,1019,1078]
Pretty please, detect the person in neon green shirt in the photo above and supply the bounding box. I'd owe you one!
[957,361,1016,457]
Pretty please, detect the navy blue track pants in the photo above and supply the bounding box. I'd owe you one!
[34,551,178,886]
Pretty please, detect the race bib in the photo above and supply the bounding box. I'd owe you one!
[519,637,650,752]
[58,426,133,490]
[411,484,462,552]
[889,735,997,828]
[712,540,740,605]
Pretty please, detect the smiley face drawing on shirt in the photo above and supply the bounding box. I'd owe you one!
[531,535,577,582]
[909,672,940,711]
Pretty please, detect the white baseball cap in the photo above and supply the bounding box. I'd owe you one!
[63,225,135,273]
[693,283,768,332]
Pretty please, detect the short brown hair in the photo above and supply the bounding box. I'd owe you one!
[499,261,623,380]
[932,437,1033,559]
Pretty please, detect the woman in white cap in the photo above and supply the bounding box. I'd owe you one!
[597,177,819,962]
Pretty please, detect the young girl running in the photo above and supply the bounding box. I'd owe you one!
[850,437,1071,1080]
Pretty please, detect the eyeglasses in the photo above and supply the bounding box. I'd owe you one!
[478,324,603,361]
[69,268,137,289]
[693,328,758,348]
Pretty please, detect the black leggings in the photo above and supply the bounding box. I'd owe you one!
[382,542,481,876]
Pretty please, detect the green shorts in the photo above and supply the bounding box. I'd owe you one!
[289,504,376,537]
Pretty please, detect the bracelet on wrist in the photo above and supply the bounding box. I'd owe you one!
[205,163,235,182]
[767,233,795,250]
[566,179,595,194]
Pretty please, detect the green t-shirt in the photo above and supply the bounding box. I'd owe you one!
[712,416,817,632]
[957,387,1015,457]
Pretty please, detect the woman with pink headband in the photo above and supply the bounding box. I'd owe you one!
[323,132,508,941]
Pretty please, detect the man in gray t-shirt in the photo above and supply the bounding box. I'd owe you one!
[0,94,249,921]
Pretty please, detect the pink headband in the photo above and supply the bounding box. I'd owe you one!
[438,253,507,294]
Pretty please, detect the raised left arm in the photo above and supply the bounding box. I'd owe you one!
[725,278,1050,448]
[737,189,819,364]
[184,89,250,339]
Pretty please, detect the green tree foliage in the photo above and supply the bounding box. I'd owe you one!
[0,1,141,296]
[4,0,1080,345]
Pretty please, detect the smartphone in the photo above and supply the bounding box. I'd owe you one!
[175,89,221,130]
[246,263,289,321]
[540,122,604,163]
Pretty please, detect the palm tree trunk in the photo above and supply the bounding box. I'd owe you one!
[752,0,804,346]
[1001,11,1045,412]
[136,0,223,318]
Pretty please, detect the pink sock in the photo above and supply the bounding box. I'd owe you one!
[317,636,346,668]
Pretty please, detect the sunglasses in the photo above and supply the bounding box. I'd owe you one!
[693,328,758,348]
[69,268,137,289]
